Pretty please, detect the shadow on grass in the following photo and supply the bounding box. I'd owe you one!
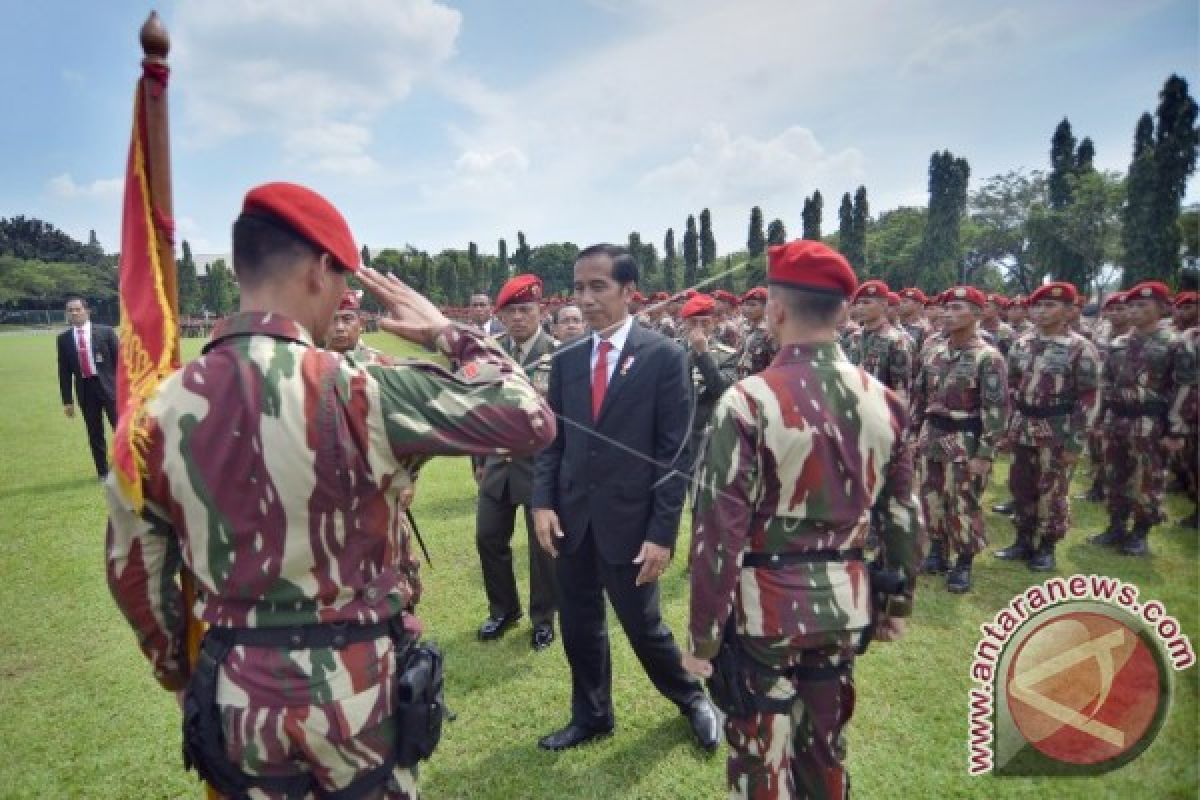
[0,476,95,501]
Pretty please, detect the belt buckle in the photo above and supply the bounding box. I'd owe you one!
[329,621,350,649]
[288,626,306,648]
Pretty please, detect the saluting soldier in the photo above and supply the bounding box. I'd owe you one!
[105,182,555,798]
[848,280,913,404]
[1089,282,1192,555]
[994,283,1100,571]
[684,240,919,800]
[735,287,779,379]
[680,293,739,472]
[474,274,562,650]
[713,289,743,349]
[912,287,1008,593]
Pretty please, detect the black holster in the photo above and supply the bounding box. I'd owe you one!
[706,619,794,720]
[391,635,446,768]
[856,562,908,655]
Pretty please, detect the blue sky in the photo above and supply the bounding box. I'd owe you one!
[1,0,1196,260]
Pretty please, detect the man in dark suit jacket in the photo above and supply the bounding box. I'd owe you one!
[57,296,118,477]
[475,274,560,650]
[532,244,719,752]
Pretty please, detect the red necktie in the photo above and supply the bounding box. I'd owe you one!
[592,340,613,421]
[77,328,94,378]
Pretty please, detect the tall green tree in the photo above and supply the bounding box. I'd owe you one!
[204,258,236,316]
[916,150,971,288]
[492,238,509,293]
[683,215,699,289]
[1144,74,1199,285]
[966,170,1047,291]
[747,206,766,257]
[699,209,716,281]
[177,239,199,315]
[843,186,869,270]
[802,190,823,240]
[1075,137,1096,172]
[767,218,787,245]
[865,207,927,290]
[663,228,679,292]
[1048,119,1077,210]
[528,242,580,297]
[360,244,371,269]
[514,231,531,271]
[468,241,484,292]
[837,193,853,253]
[1121,113,1159,284]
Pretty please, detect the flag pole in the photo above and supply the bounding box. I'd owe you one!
[139,13,179,327]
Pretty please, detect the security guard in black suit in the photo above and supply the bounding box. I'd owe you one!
[57,296,119,477]
[475,274,560,649]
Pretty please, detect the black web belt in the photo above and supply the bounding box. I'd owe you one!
[742,548,864,568]
[205,617,396,650]
[1109,401,1167,418]
[927,414,982,433]
[1015,400,1074,419]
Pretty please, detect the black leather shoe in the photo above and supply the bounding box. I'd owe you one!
[684,698,720,752]
[1120,526,1151,557]
[531,623,556,651]
[538,723,613,751]
[478,611,523,641]
[991,501,1015,515]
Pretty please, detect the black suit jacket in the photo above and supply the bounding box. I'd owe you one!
[478,328,557,505]
[533,320,693,563]
[57,323,118,405]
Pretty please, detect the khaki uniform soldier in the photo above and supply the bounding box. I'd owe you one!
[912,286,1008,593]
[995,283,1100,572]
[848,280,913,404]
[735,287,779,379]
[685,240,919,800]
[1089,281,1193,555]
[474,274,562,650]
[105,183,555,799]
[680,293,739,471]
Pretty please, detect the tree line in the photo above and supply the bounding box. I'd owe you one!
[3,74,1196,319]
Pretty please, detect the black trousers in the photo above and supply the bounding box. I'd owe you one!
[556,527,703,731]
[475,485,558,626]
[79,378,117,476]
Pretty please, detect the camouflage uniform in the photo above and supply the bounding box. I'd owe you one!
[846,322,913,398]
[105,313,554,798]
[911,335,1008,566]
[1098,327,1191,549]
[981,319,1015,358]
[901,317,931,356]
[656,315,679,340]
[1004,331,1101,561]
[687,336,739,470]
[716,318,742,349]
[1171,327,1199,523]
[735,324,779,379]
[689,342,920,800]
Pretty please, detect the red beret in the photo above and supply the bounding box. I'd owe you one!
[1129,281,1172,304]
[767,240,857,297]
[900,288,928,303]
[630,291,646,303]
[495,273,543,311]
[887,292,900,306]
[338,289,362,311]
[1028,282,1078,305]
[713,289,739,306]
[685,289,698,299]
[1102,291,1126,310]
[741,287,768,303]
[940,286,986,308]
[1175,291,1198,307]
[851,280,889,302]
[650,291,669,302]
[242,182,360,272]
[680,293,716,319]
[1012,294,1027,308]
[987,293,1012,309]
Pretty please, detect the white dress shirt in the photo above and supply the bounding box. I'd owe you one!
[74,321,97,375]
[589,314,634,383]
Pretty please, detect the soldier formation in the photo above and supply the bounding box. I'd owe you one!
[100,183,1196,800]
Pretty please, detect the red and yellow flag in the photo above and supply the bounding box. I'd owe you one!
[112,58,179,511]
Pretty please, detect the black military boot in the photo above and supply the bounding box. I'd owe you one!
[1120,522,1151,557]
[1088,516,1127,548]
[921,540,949,575]
[994,532,1034,562]
[1079,479,1105,503]
[946,554,973,593]
[1028,541,1057,572]
[990,500,1015,515]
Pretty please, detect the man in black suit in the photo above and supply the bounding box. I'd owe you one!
[57,296,119,477]
[532,244,719,752]
[475,274,560,650]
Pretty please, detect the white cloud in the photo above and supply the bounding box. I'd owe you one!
[48,174,123,199]
[902,10,1025,76]
[174,0,461,161]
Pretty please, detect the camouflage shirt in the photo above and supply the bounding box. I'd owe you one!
[689,342,919,665]
[846,322,913,394]
[735,324,778,379]
[105,312,555,690]
[689,337,739,436]
[981,319,1015,356]
[911,334,1008,462]
[1006,330,1101,455]
[715,318,742,349]
[901,317,931,355]
[656,316,679,340]
[1102,327,1191,438]
[1170,327,1199,434]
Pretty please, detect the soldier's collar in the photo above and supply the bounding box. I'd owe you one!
[205,311,315,353]
[775,341,843,364]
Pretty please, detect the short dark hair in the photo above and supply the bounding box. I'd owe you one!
[232,212,322,288]
[577,243,638,288]
[772,285,844,325]
[552,303,582,324]
[64,295,87,309]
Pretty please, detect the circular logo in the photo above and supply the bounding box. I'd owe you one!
[1005,610,1169,767]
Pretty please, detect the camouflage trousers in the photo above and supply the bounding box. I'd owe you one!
[1171,432,1198,501]
[725,646,857,800]
[1008,444,1074,545]
[1103,432,1166,527]
[1087,430,1105,478]
[919,458,987,557]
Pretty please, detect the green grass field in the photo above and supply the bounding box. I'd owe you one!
[0,329,1196,799]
